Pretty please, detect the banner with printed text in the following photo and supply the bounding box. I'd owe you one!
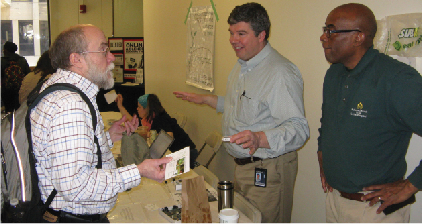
[186,5,215,92]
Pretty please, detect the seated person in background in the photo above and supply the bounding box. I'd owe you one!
[116,93,198,168]
[19,50,57,104]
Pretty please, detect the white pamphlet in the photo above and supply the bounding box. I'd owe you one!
[104,90,117,104]
[165,147,190,180]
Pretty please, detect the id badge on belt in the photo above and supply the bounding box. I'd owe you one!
[253,157,267,188]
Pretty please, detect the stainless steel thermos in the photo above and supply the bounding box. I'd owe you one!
[217,181,234,212]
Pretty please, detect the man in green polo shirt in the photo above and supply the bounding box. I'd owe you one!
[318,3,422,222]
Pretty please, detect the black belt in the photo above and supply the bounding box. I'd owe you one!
[338,190,364,202]
[44,207,108,223]
[234,157,262,165]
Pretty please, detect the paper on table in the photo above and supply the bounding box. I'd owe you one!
[104,90,117,104]
[165,147,190,180]
[121,82,140,86]
[107,204,148,222]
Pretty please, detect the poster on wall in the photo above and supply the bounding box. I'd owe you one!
[124,38,144,74]
[109,38,123,51]
[108,37,144,82]
[113,53,124,66]
[112,66,124,83]
[185,5,215,92]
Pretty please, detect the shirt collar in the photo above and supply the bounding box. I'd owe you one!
[343,46,377,77]
[238,42,272,71]
[46,68,100,101]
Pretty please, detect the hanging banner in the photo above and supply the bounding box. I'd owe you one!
[374,13,422,57]
[186,5,216,92]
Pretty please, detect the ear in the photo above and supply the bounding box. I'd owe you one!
[258,31,266,43]
[69,52,85,68]
[353,32,365,47]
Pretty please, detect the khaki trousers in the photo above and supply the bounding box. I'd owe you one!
[234,151,298,223]
[326,189,411,223]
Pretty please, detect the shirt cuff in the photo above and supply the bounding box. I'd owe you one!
[106,131,114,148]
[216,96,225,113]
[118,164,141,190]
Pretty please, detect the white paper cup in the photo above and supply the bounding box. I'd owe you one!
[219,208,239,223]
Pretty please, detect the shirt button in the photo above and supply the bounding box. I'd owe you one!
[345,85,348,88]
[342,98,346,102]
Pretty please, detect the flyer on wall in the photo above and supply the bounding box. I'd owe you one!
[109,38,123,52]
[113,53,124,66]
[124,38,144,73]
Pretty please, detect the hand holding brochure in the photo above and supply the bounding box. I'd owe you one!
[165,147,190,180]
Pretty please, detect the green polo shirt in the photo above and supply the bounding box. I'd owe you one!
[318,47,422,193]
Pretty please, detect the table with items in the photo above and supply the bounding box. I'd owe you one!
[101,112,251,223]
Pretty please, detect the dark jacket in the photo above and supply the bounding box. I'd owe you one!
[1,53,31,77]
[1,53,31,112]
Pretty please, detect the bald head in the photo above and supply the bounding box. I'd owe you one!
[321,3,378,69]
[330,3,377,48]
[50,24,93,69]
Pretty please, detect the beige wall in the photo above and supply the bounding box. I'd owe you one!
[113,0,143,37]
[49,0,142,43]
[49,0,422,222]
[50,0,113,42]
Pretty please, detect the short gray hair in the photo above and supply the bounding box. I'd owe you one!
[49,25,90,70]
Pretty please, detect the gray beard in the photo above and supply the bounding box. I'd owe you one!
[87,63,115,90]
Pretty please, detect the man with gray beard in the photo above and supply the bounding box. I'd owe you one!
[29,24,171,223]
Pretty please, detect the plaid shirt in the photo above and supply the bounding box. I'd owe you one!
[30,69,141,215]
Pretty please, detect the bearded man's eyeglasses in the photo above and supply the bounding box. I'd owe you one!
[322,26,361,38]
[78,47,110,57]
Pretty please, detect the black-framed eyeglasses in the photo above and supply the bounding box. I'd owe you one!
[322,26,361,38]
[78,47,110,57]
